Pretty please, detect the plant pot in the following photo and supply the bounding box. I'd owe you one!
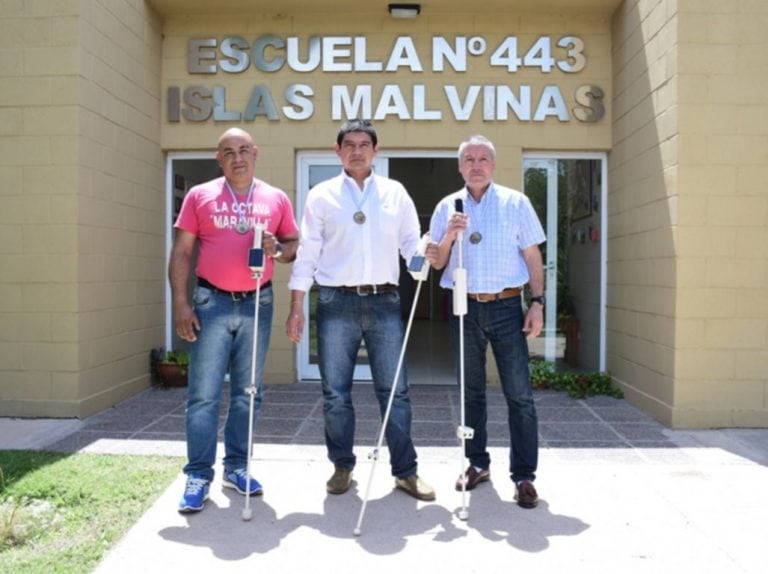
[157,363,188,387]
[557,316,580,367]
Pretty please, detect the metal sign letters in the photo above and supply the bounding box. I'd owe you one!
[167,35,605,124]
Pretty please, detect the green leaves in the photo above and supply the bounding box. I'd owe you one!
[529,359,623,399]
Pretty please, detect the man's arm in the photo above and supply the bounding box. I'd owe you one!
[263,231,299,263]
[169,229,201,342]
[427,208,467,270]
[521,244,545,339]
[275,234,299,262]
[285,289,305,343]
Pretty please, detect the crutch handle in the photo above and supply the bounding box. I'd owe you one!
[248,223,266,277]
[407,232,431,280]
[452,268,467,316]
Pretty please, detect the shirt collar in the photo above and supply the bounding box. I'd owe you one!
[341,169,375,192]
[464,181,496,205]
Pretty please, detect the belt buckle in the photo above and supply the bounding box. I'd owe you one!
[356,285,369,296]
[231,291,252,301]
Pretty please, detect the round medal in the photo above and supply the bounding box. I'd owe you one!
[353,211,366,224]
[236,220,250,234]
[469,231,483,244]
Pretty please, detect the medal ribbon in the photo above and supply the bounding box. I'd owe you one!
[466,186,491,243]
[346,177,373,222]
[224,179,255,229]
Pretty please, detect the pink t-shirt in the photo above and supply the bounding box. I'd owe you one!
[175,176,298,291]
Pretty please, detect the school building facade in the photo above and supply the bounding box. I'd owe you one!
[1,0,766,428]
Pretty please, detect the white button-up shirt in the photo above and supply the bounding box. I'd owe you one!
[289,170,421,292]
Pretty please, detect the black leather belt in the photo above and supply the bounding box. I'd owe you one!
[339,284,398,296]
[197,277,270,301]
[467,287,522,303]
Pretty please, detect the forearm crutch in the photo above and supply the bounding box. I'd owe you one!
[353,234,431,537]
[453,198,472,521]
[242,223,266,521]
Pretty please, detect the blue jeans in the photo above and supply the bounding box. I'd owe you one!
[450,296,538,482]
[316,287,418,478]
[183,283,273,481]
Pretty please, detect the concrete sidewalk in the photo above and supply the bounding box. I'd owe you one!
[1,385,767,573]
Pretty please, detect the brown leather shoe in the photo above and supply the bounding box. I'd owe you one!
[455,466,490,491]
[394,475,436,501]
[515,480,538,508]
[326,467,352,494]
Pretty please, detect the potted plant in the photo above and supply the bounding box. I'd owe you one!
[557,313,580,367]
[152,348,190,387]
[555,285,580,367]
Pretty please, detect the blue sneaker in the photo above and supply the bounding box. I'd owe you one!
[223,468,263,496]
[178,474,210,513]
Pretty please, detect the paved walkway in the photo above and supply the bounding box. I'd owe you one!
[1,383,767,573]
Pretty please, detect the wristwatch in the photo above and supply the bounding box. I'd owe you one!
[272,242,283,259]
[530,295,545,306]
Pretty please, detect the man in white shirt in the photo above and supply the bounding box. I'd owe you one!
[286,119,435,501]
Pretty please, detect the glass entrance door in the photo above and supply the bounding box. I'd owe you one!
[294,152,461,383]
[522,159,559,362]
[523,155,606,372]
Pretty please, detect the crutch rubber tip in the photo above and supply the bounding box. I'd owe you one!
[353,527,362,537]
[458,509,469,521]
[242,508,253,521]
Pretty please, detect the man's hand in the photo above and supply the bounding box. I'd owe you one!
[262,230,281,258]
[522,304,544,339]
[425,242,440,265]
[286,307,304,343]
[174,304,201,342]
[447,212,468,242]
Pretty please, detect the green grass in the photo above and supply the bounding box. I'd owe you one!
[0,451,182,574]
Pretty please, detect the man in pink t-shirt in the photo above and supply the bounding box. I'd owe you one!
[169,128,299,514]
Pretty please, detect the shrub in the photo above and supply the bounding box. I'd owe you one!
[529,359,623,399]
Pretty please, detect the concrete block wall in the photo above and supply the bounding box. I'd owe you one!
[75,0,164,416]
[0,1,82,416]
[610,0,768,427]
[0,0,164,417]
[609,0,680,425]
[673,0,768,426]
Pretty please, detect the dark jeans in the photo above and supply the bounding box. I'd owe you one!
[184,284,273,480]
[316,286,418,478]
[450,296,538,482]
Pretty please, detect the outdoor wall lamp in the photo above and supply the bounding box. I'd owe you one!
[388,3,421,19]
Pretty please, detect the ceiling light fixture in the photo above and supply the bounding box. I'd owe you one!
[388,3,421,19]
